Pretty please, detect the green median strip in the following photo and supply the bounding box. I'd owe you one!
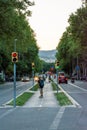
[51,81,72,106]
[30,83,39,91]
[51,82,60,91]
[8,84,39,106]
[55,92,72,106]
[51,82,57,91]
[8,92,34,106]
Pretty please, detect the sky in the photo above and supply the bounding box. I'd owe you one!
[29,0,82,50]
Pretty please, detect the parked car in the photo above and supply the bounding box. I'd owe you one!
[58,72,68,84]
[21,76,30,82]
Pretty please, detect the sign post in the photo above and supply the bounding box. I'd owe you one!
[75,65,80,80]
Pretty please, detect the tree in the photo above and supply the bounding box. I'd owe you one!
[0,0,41,77]
[56,5,87,76]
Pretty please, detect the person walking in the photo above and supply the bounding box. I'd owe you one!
[38,76,44,98]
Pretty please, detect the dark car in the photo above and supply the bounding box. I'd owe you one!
[58,72,68,84]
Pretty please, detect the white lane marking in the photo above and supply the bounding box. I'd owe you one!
[69,82,87,92]
[50,107,65,130]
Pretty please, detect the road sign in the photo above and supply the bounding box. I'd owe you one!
[75,65,80,71]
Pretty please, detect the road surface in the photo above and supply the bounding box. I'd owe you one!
[0,80,87,130]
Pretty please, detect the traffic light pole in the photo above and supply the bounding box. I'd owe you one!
[32,63,35,90]
[55,60,59,94]
[56,69,58,93]
[32,69,34,89]
[13,39,17,108]
[13,63,16,108]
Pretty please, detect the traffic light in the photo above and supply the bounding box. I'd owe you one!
[12,52,18,63]
[32,62,35,70]
[55,61,59,69]
[56,61,59,66]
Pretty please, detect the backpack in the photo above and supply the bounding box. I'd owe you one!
[39,79,44,88]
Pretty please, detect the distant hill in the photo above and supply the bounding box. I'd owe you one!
[39,49,57,63]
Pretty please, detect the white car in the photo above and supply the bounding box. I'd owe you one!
[21,76,30,82]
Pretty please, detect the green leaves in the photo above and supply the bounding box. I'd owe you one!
[0,0,40,76]
[56,6,87,73]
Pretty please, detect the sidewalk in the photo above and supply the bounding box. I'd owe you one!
[23,80,59,108]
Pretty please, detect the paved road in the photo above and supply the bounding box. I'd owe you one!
[0,80,87,130]
[0,107,82,130]
[0,81,33,106]
[61,80,87,108]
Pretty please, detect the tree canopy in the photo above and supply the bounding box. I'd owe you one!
[56,4,87,76]
[0,0,42,77]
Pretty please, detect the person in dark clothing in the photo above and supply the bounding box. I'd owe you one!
[38,76,44,97]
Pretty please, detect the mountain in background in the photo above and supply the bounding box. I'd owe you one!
[39,49,57,63]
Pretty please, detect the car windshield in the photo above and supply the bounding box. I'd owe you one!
[59,72,65,76]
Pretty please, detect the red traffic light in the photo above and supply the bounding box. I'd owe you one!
[12,52,17,57]
[12,52,18,62]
